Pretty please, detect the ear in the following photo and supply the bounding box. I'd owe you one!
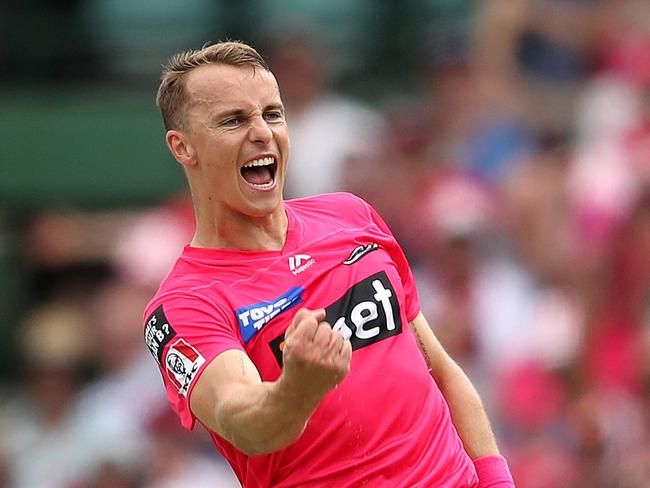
[166,130,197,168]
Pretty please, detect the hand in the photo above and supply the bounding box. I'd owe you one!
[281,308,352,405]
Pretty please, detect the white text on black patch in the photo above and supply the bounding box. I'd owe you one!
[144,305,176,365]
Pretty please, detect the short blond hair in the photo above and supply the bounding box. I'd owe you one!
[156,41,270,131]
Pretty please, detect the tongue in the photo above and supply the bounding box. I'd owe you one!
[241,166,272,186]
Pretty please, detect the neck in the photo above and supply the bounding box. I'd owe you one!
[191,204,288,251]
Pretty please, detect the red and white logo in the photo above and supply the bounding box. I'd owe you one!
[165,338,205,396]
[288,254,315,275]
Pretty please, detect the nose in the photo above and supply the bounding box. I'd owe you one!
[248,116,272,145]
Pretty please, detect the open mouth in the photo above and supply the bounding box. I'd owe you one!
[240,156,277,190]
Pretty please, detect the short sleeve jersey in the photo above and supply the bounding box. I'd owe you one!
[144,193,478,488]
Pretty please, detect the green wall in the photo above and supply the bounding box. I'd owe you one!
[0,87,185,210]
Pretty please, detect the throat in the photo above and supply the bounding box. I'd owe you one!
[194,207,288,250]
[241,165,273,186]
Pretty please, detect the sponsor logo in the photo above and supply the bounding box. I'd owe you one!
[269,271,401,366]
[236,286,304,344]
[343,243,379,265]
[269,334,287,367]
[144,305,176,365]
[289,254,315,275]
[165,338,205,396]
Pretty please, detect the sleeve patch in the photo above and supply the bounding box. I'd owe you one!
[165,338,206,396]
[144,305,177,365]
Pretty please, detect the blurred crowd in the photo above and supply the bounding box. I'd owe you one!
[2,1,650,487]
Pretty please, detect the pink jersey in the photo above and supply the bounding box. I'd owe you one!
[144,192,478,487]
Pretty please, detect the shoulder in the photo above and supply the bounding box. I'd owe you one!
[286,192,374,220]
[287,194,399,246]
[144,287,223,329]
[144,254,230,329]
[151,245,231,298]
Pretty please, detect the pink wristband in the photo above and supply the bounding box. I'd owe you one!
[473,454,515,488]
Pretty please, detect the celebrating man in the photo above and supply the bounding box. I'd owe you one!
[144,40,515,487]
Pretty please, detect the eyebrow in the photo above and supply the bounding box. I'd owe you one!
[212,103,285,120]
[213,109,246,121]
[265,103,285,113]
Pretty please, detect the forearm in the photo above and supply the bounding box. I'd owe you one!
[193,310,350,457]
[410,313,500,458]
[436,360,499,459]
[435,360,515,486]
[192,349,324,457]
[412,313,513,485]
[214,375,321,456]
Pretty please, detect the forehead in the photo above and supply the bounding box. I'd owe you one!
[185,64,281,112]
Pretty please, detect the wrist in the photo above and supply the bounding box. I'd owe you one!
[275,372,323,415]
[473,454,515,488]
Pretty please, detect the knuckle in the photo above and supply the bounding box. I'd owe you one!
[293,308,310,323]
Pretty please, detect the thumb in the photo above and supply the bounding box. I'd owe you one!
[286,308,325,336]
[309,308,326,323]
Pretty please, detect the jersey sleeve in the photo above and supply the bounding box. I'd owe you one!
[143,292,244,430]
[363,199,421,322]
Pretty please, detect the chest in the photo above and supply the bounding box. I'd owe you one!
[212,230,409,379]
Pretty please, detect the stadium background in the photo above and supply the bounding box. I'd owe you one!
[1,1,649,486]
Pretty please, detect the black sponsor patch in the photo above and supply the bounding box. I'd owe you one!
[144,305,177,365]
[269,271,402,366]
[269,334,286,368]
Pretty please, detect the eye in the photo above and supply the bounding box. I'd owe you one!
[264,111,283,122]
[223,117,241,127]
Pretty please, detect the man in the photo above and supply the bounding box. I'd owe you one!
[144,40,515,487]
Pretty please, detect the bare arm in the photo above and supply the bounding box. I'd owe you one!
[410,312,500,459]
[190,308,351,456]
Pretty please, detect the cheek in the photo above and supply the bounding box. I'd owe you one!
[206,155,237,170]
[275,130,290,152]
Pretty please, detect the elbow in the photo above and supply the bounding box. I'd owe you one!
[236,442,280,457]
[230,432,299,457]
[233,442,270,457]
[224,421,308,457]
[431,356,465,388]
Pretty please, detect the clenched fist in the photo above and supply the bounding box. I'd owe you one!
[281,308,352,404]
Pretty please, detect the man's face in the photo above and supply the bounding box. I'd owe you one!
[182,64,289,219]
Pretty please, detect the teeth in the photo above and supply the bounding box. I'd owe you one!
[243,156,274,168]
[254,181,274,189]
